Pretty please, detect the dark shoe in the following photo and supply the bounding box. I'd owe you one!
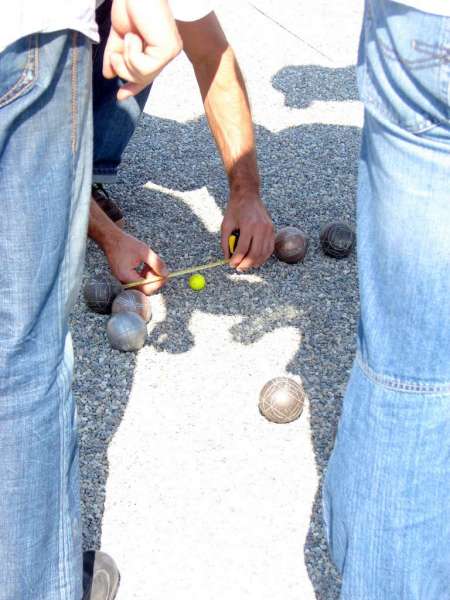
[83,551,120,600]
[92,183,125,227]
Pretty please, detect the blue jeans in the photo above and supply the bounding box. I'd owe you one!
[0,32,92,599]
[323,2,450,598]
[93,0,151,184]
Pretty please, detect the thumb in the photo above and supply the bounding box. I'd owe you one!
[142,246,168,278]
[103,27,124,79]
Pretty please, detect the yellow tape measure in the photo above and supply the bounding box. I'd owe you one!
[123,230,240,290]
[228,230,239,255]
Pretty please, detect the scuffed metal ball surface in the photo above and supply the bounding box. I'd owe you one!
[275,227,308,264]
[320,222,355,258]
[84,274,122,314]
[259,377,305,424]
[112,289,152,323]
[107,312,147,352]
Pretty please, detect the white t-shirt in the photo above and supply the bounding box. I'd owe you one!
[0,0,214,52]
[170,0,214,22]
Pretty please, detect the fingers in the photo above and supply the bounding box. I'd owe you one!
[263,230,275,260]
[237,236,263,272]
[109,51,136,84]
[104,19,182,99]
[229,223,275,271]
[116,82,145,102]
[229,229,252,270]
[111,33,149,82]
[125,0,180,49]
[120,268,165,296]
[138,246,169,295]
[125,34,161,76]
[223,194,275,271]
[103,28,124,79]
[105,0,183,95]
[121,263,166,297]
[138,269,167,296]
[109,33,175,100]
[253,223,275,266]
[105,231,169,296]
[142,246,169,278]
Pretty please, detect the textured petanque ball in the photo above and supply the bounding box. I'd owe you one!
[188,273,206,291]
[106,312,147,352]
[274,226,308,264]
[320,222,355,259]
[259,377,305,424]
[112,289,152,323]
[84,274,122,314]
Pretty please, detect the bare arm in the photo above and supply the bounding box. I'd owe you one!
[178,13,274,270]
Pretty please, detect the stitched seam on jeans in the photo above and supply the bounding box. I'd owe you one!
[363,59,437,132]
[0,35,38,109]
[356,353,450,395]
[364,3,446,131]
[363,90,437,132]
[58,356,74,598]
[379,38,449,68]
[71,32,78,154]
[0,40,32,106]
[34,35,39,88]
[367,0,450,68]
[411,40,450,65]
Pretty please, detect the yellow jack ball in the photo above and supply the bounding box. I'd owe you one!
[188,273,206,291]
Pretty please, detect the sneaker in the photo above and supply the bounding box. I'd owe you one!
[92,183,125,227]
[82,551,120,600]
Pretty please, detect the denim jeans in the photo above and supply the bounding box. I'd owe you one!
[323,2,450,598]
[93,0,151,184]
[0,32,92,599]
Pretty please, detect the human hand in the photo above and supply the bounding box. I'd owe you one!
[105,230,168,295]
[104,0,182,101]
[221,192,275,271]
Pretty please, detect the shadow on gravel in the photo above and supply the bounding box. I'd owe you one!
[72,64,360,599]
[71,244,138,550]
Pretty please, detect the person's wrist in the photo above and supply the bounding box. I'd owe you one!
[101,223,125,256]
[229,180,261,204]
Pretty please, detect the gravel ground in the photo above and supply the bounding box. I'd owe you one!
[72,1,364,598]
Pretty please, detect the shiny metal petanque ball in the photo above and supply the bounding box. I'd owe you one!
[112,289,152,323]
[320,222,355,259]
[107,312,147,352]
[274,226,308,264]
[259,377,305,424]
[84,274,122,314]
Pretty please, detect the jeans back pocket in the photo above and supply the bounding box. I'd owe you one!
[359,0,450,134]
[0,34,38,109]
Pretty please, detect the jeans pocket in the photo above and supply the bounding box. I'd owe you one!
[0,34,38,109]
[359,0,450,133]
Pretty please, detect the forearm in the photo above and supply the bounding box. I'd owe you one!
[88,199,122,252]
[170,15,273,269]
[193,46,260,197]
